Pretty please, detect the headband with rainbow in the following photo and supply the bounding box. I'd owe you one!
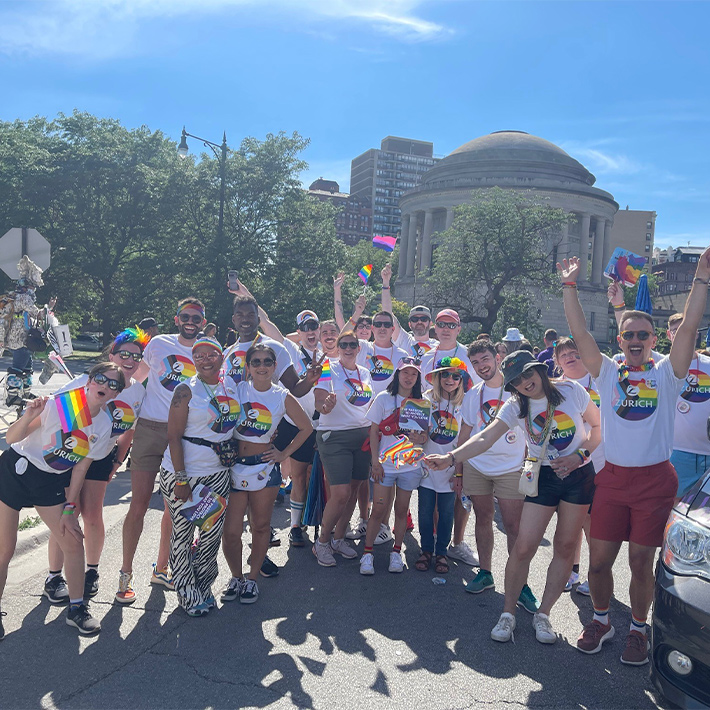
[111,326,151,353]
[192,336,223,355]
[176,302,205,318]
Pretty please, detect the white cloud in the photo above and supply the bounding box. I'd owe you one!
[0,0,449,57]
[559,139,642,176]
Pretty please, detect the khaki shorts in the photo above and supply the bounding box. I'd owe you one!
[130,418,169,473]
[462,462,524,500]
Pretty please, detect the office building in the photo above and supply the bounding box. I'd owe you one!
[307,178,372,246]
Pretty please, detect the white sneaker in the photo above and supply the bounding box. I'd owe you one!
[564,571,580,592]
[388,551,404,573]
[577,580,591,596]
[346,518,368,540]
[373,524,393,545]
[533,612,556,644]
[447,542,478,566]
[491,612,516,642]
[360,552,375,575]
[312,541,337,567]
[330,538,357,559]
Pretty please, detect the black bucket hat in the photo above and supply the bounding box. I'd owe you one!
[500,350,547,392]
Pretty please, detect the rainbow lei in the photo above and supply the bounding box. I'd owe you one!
[617,360,654,384]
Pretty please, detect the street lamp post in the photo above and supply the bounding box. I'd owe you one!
[178,127,230,337]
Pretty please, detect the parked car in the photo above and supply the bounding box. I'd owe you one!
[73,333,103,352]
[652,470,710,709]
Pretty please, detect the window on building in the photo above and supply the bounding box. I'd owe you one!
[646,222,652,229]
[646,233,652,240]
[589,312,596,332]
[645,245,650,252]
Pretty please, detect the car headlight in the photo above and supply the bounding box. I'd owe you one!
[663,511,710,582]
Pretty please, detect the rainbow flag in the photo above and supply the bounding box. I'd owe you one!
[373,235,397,252]
[318,358,332,385]
[55,387,92,434]
[358,264,373,284]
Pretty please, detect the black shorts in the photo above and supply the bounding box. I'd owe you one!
[525,462,596,508]
[0,448,72,511]
[272,419,316,464]
[85,446,118,483]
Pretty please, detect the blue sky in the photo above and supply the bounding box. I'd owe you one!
[1,0,708,249]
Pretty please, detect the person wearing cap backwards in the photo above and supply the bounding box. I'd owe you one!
[138,317,159,340]
[558,250,710,665]
[380,264,438,359]
[426,349,601,646]
[501,327,524,355]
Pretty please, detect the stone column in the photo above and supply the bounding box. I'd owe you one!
[602,219,614,273]
[578,213,591,282]
[406,212,418,277]
[445,207,455,231]
[591,217,605,283]
[420,209,434,272]
[398,213,410,277]
[559,218,570,259]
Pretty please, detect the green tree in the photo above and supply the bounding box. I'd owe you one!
[427,187,569,335]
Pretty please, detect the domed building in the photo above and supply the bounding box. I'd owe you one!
[396,130,621,340]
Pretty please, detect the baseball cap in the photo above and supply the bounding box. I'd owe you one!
[409,305,431,319]
[396,356,421,373]
[435,309,460,325]
[139,317,157,330]
[500,350,546,392]
[296,310,319,327]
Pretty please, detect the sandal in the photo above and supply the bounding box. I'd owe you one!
[415,552,432,571]
[434,556,449,574]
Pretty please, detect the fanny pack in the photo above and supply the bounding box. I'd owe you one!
[183,436,240,468]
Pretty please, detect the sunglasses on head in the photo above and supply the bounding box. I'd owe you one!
[620,330,653,341]
[193,351,221,361]
[373,320,393,329]
[91,372,122,391]
[115,350,143,362]
[338,341,358,350]
[509,370,536,388]
[436,321,458,330]
[179,314,203,324]
[409,315,430,323]
[298,322,319,332]
[441,371,462,381]
[248,357,275,367]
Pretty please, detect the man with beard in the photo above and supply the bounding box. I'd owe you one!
[116,298,206,604]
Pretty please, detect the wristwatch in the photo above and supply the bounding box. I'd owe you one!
[576,448,591,463]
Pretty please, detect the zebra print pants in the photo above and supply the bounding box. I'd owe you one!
[159,467,231,610]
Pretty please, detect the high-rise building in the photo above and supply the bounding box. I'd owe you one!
[306,178,372,246]
[350,136,439,239]
[609,207,656,267]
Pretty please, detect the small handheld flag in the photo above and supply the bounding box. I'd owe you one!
[373,235,397,252]
[318,358,332,386]
[55,387,92,434]
[358,264,373,285]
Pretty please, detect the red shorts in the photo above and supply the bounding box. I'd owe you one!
[590,460,677,548]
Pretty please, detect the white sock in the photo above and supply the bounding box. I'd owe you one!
[290,499,304,528]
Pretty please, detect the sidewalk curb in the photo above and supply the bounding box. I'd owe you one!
[15,525,52,558]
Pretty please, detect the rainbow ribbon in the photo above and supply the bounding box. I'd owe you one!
[358,264,373,285]
[55,387,92,434]
[378,435,426,469]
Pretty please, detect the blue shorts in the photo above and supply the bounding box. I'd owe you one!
[374,466,423,492]
[670,450,710,497]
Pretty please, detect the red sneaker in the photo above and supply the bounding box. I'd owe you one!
[406,509,415,532]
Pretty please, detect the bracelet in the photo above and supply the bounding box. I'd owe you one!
[612,303,625,311]
[562,284,577,290]
[454,473,463,478]
[175,469,188,484]
[576,451,585,463]
[62,508,76,516]
[693,277,709,285]
[448,452,456,467]
[382,286,390,290]
[561,282,577,287]
[175,481,189,487]
[63,502,76,509]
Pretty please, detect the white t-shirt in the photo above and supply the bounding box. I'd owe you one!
[222,334,292,387]
[357,341,409,396]
[497,380,592,462]
[394,330,438,361]
[315,361,373,431]
[673,353,710,456]
[422,392,462,492]
[283,338,320,421]
[367,391,422,475]
[13,394,113,474]
[564,374,605,473]
[235,380,289,444]
[162,376,241,476]
[462,383,525,476]
[139,334,196,423]
[595,354,685,467]
[420,343,480,385]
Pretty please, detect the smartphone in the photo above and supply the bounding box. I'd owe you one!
[227,270,239,291]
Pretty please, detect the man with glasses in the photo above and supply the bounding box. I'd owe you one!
[116,298,206,604]
[559,249,710,666]
[356,310,409,396]
[420,309,478,384]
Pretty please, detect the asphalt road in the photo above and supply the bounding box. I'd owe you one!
[0,366,670,710]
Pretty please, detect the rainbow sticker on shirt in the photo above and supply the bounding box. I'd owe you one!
[680,369,710,403]
[531,410,576,453]
[107,400,137,437]
[224,350,247,385]
[344,379,372,407]
[479,399,505,431]
[43,429,91,471]
[368,354,395,382]
[158,355,196,391]
[208,395,241,433]
[238,401,272,438]
[613,376,658,421]
[430,409,458,444]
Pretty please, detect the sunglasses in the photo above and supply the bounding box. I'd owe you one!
[91,372,122,391]
[248,358,275,367]
[115,350,143,362]
[509,370,536,388]
[400,356,420,367]
[298,321,319,332]
[338,341,358,350]
[179,314,203,324]
[441,371,462,381]
[620,330,653,341]
[193,351,221,361]
[409,315,430,323]
[435,321,458,330]
[373,321,393,329]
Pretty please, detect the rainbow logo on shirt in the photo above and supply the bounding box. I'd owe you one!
[107,400,137,437]
[159,355,196,391]
[613,376,658,421]
[209,395,241,433]
[412,341,433,359]
[368,354,395,382]
[681,369,710,403]
[430,409,458,444]
[345,379,372,407]
[224,349,247,385]
[586,387,601,408]
[480,399,505,430]
[238,401,272,438]
[531,410,576,452]
[43,429,91,471]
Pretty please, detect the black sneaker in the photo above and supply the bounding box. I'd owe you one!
[66,603,101,635]
[289,526,306,547]
[240,579,259,604]
[0,611,6,641]
[44,575,69,605]
[260,555,280,578]
[84,569,99,599]
[269,527,281,547]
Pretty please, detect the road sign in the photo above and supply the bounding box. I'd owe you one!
[0,227,51,279]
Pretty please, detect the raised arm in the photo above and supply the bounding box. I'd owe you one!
[608,281,626,329]
[557,257,603,378]
[339,294,367,336]
[229,279,283,342]
[670,246,710,378]
[380,263,402,338]
[333,272,346,330]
